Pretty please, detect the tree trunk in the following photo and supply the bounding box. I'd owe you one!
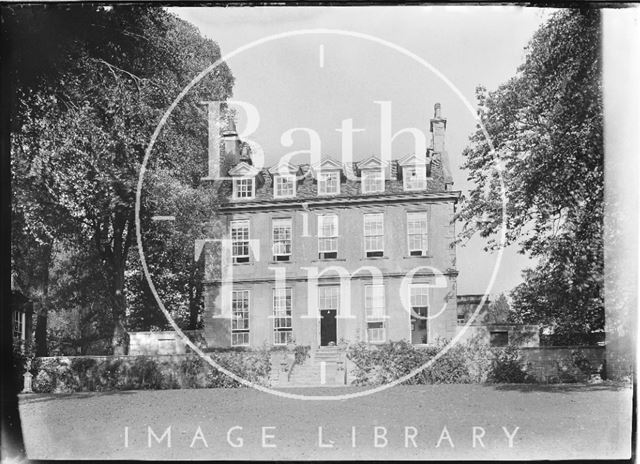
[188,265,203,330]
[34,312,48,357]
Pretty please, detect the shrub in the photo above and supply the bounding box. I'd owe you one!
[121,357,164,390]
[347,340,480,386]
[293,345,311,366]
[29,350,273,392]
[70,358,98,391]
[33,367,56,393]
[487,346,532,383]
[96,358,124,391]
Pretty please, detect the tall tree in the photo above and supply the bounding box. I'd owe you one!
[9,6,234,353]
[456,9,603,338]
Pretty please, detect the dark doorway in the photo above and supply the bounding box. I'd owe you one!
[320,310,337,346]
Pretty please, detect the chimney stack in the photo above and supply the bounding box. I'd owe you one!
[221,116,242,175]
[430,102,447,153]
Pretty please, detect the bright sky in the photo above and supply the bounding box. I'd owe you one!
[169,6,556,297]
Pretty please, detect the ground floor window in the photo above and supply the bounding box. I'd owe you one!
[13,310,24,340]
[410,285,429,344]
[273,287,293,345]
[365,285,386,342]
[231,290,250,346]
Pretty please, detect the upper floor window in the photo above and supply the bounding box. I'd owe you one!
[318,214,338,259]
[231,220,250,263]
[403,166,427,191]
[407,211,428,256]
[272,218,292,261]
[318,171,340,195]
[362,170,384,194]
[364,213,384,257]
[274,175,296,198]
[233,177,255,199]
[231,289,250,346]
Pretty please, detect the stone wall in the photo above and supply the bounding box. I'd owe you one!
[519,346,606,382]
[128,331,188,355]
[456,324,540,347]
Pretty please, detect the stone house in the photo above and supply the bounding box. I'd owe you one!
[201,104,460,349]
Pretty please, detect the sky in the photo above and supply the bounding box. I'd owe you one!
[169,6,556,297]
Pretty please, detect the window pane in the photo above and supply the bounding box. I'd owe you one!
[275,175,295,197]
[362,170,384,193]
[231,290,250,346]
[272,218,292,256]
[365,285,385,318]
[319,286,339,310]
[234,178,254,198]
[319,171,340,194]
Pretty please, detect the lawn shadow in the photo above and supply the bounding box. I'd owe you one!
[19,390,138,405]
[483,381,631,393]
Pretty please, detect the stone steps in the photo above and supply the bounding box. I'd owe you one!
[271,348,347,387]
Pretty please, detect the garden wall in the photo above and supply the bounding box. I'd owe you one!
[519,346,605,382]
[128,331,188,355]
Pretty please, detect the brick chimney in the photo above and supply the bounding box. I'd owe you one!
[430,103,447,153]
[221,116,242,175]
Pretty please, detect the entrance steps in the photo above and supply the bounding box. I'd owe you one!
[270,346,348,387]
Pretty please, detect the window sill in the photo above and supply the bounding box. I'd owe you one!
[311,258,346,263]
[403,254,432,259]
[232,261,254,266]
[269,261,293,264]
[362,256,388,260]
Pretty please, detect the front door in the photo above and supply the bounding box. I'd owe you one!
[320,310,337,346]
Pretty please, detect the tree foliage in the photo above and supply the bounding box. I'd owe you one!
[9,5,234,352]
[456,9,603,337]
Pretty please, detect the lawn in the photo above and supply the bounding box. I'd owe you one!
[18,383,632,461]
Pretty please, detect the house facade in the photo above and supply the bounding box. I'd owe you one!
[201,104,460,349]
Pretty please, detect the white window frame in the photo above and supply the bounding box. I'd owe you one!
[403,165,427,191]
[365,284,387,343]
[407,211,428,256]
[317,171,340,195]
[272,287,293,345]
[361,170,385,194]
[363,213,384,257]
[274,174,296,198]
[233,177,255,199]
[410,284,429,344]
[272,218,292,261]
[318,214,338,258]
[231,289,250,346]
[13,310,25,340]
[231,220,250,263]
[318,285,339,312]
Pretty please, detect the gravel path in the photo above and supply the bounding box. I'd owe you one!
[19,383,632,460]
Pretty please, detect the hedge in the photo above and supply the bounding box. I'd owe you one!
[31,350,271,393]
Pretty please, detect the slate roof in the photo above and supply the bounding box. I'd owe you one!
[217,153,454,202]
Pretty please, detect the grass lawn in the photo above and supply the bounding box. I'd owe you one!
[18,383,632,460]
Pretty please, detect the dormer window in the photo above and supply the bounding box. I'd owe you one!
[362,170,384,194]
[233,177,255,199]
[318,171,340,195]
[274,175,296,198]
[398,154,430,192]
[358,156,388,194]
[403,166,427,191]
[229,162,260,201]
